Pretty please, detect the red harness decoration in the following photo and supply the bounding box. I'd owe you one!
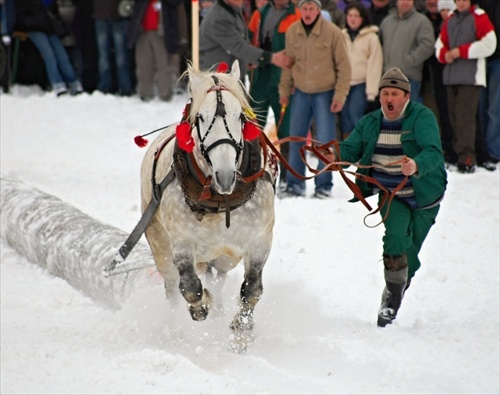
[242,121,261,141]
[175,102,195,152]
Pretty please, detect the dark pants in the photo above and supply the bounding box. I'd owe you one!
[250,68,291,184]
[447,85,481,166]
[250,68,290,139]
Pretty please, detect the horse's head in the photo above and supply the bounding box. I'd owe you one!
[182,62,259,195]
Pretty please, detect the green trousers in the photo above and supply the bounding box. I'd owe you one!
[249,70,291,139]
[379,195,440,279]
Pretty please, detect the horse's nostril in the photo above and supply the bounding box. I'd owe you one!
[215,171,236,191]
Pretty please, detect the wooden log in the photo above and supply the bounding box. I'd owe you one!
[0,177,160,309]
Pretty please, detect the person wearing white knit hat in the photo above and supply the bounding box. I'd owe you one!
[437,0,456,18]
[437,0,456,11]
[435,0,497,172]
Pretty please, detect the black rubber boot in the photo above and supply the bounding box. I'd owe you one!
[377,254,409,327]
[377,280,407,327]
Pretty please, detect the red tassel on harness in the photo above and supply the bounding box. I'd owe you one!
[134,135,149,147]
[242,121,261,141]
[216,62,229,73]
[176,122,195,152]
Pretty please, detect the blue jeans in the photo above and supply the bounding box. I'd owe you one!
[94,19,132,94]
[28,32,77,88]
[286,88,336,193]
[409,79,422,103]
[479,58,500,160]
[341,83,366,136]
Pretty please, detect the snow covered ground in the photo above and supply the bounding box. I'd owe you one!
[1,85,499,394]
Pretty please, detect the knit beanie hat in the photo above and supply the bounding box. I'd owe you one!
[438,0,456,11]
[378,67,411,93]
[298,0,322,9]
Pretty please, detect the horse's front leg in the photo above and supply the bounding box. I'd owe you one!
[174,252,213,321]
[230,258,265,351]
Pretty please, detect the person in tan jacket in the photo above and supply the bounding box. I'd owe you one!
[279,0,351,198]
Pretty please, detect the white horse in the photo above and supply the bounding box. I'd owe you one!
[140,62,277,350]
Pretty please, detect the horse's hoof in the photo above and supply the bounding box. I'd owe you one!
[229,326,255,353]
[188,288,213,321]
[229,313,255,353]
[230,313,254,333]
[189,303,209,321]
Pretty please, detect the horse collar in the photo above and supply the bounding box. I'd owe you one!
[172,140,267,227]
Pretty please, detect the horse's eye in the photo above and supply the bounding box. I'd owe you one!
[198,114,205,123]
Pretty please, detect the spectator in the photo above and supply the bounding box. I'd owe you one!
[0,0,15,93]
[255,0,268,8]
[438,0,494,171]
[170,1,188,93]
[93,0,133,96]
[0,39,5,78]
[390,0,425,10]
[379,0,435,103]
[248,0,301,189]
[336,0,371,12]
[325,68,447,327]
[128,0,183,102]
[477,0,499,164]
[437,0,454,17]
[369,0,390,26]
[57,0,82,80]
[279,0,351,198]
[422,0,455,163]
[73,0,98,92]
[199,0,292,81]
[199,0,214,21]
[340,2,383,138]
[320,0,346,27]
[14,0,83,96]
[435,0,496,173]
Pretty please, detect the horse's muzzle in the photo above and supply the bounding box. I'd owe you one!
[214,170,237,194]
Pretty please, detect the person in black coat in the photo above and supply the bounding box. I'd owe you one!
[1,0,16,92]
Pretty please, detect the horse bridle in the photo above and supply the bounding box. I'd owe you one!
[194,76,245,168]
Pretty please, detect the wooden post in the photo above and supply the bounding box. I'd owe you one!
[191,0,199,70]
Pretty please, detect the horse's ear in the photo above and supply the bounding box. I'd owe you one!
[230,61,240,80]
[187,64,204,97]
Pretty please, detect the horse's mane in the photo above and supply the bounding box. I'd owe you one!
[185,69,251,124]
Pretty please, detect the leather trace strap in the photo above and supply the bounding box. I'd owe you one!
[261,133,409,228]
[103,134,177,277]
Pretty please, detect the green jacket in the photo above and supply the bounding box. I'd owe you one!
[338,101,447,208]
[248,2,301,89]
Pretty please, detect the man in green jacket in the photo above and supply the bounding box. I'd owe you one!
[248,0,301,188]
[326,68,447,327]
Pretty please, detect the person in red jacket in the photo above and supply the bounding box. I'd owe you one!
[128,0,182,102]
[435,0,496,173]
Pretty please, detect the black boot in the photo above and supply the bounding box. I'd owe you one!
[377,280,407,327]
[377,254,409,327]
